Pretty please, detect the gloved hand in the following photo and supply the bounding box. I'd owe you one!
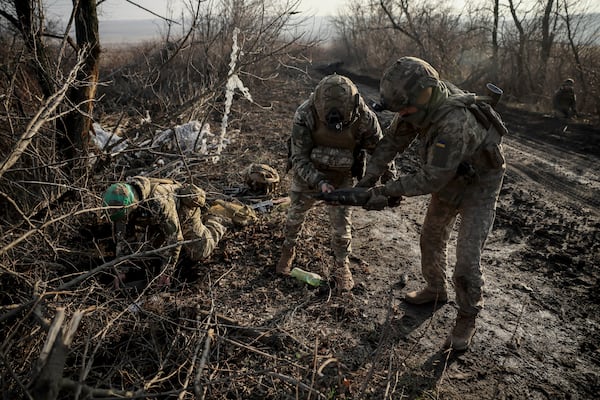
[388,196,403,208]
[157,274,171,287]
[113,271,127,290]
[318,180,335,193]
[363,185,389,211]
[208,199,257,227]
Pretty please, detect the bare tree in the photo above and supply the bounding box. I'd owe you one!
[1,0,100,171]
[538,0,560,88]
[58,0,101,165]
[559,0,600,115]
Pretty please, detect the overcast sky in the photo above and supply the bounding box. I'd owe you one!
[46,0,349,21]
[45,0,600,22]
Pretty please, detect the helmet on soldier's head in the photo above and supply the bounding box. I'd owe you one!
[563,78,574,86]
[313,74,360,131]
[244,163,280,195]
[102,183,137,221]
[379,56,440,112]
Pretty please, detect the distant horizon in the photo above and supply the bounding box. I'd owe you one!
[96,16,335,45]
[94,12,600,46]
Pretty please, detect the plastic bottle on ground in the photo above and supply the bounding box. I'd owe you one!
[290,267,325,287]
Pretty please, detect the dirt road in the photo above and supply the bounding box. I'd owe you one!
[209,67,600,399]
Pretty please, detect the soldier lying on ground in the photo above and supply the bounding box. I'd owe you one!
[102,176,256,289]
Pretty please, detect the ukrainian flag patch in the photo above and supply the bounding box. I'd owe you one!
[431,139,450,167]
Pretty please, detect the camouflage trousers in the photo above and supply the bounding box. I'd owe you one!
[420,169,505,316]
[181,211,227,261]
[283,190,353,263]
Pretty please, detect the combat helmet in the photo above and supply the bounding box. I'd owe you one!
[244,163,280,195]
[379,57,440,112]
[313,74,360,131]
[563,78,574,86]
[102,183,137,221]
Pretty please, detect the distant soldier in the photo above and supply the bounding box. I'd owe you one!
[553,78,577,118]
[276,74,388,292]
[357,57,508,351]
[102,176,255,288]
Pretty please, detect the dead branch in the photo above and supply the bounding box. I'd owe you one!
[193,327,214,398]
[29,308,89,400]
[0,53,86,180]
[266,372,328,399]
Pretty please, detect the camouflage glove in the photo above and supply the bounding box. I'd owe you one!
[209,199,257,227]
[178,184,206,208]
[363,185,389,211]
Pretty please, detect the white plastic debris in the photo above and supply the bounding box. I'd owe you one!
[92,120,227,158]
[151,121,214,153]
[92,122,129,154]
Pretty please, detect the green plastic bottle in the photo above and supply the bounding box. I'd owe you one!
[290,267,325,287]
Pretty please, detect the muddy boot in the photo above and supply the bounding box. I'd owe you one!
[333,260,354,292]
[404,286,448,305]
[276,245,295,275]
[444,312,477,351]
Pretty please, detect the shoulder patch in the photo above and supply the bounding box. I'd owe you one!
[431,139,449,167]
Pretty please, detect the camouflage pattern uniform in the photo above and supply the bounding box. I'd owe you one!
[116,176,226,276]
[281,75,384,288]
[361,58,507,321]
[552,79,577,118]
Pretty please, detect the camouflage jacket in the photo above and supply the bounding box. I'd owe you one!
[289,96,383,191]
[553,86,577,113]
[363,86,506,199]
[116,177,185,274]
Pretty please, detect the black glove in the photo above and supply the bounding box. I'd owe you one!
[388,196,403,208]
[363,186,388,211]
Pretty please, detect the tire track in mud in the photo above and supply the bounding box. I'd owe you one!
[316,63,600,213]
[503,137,600,213]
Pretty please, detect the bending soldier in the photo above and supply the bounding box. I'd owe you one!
[102,176,254,288]
[276,74,387,292]
[358,57,507,350]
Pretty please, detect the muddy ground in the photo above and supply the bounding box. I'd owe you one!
[3,63,599,399]
[196,65,600,399]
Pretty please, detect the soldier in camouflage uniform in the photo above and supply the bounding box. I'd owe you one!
[358,57,507,350]
[102,176,228,288]
[276,74,385,292]
[552,78,577,119]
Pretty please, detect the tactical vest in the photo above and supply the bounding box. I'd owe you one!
[429,92,507,173]
[309,117,359,172]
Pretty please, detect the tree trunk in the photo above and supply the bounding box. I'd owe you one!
[490,0,500,83]
[538,0,557,96]
[13,0,55,98]
[59,0,101,164]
